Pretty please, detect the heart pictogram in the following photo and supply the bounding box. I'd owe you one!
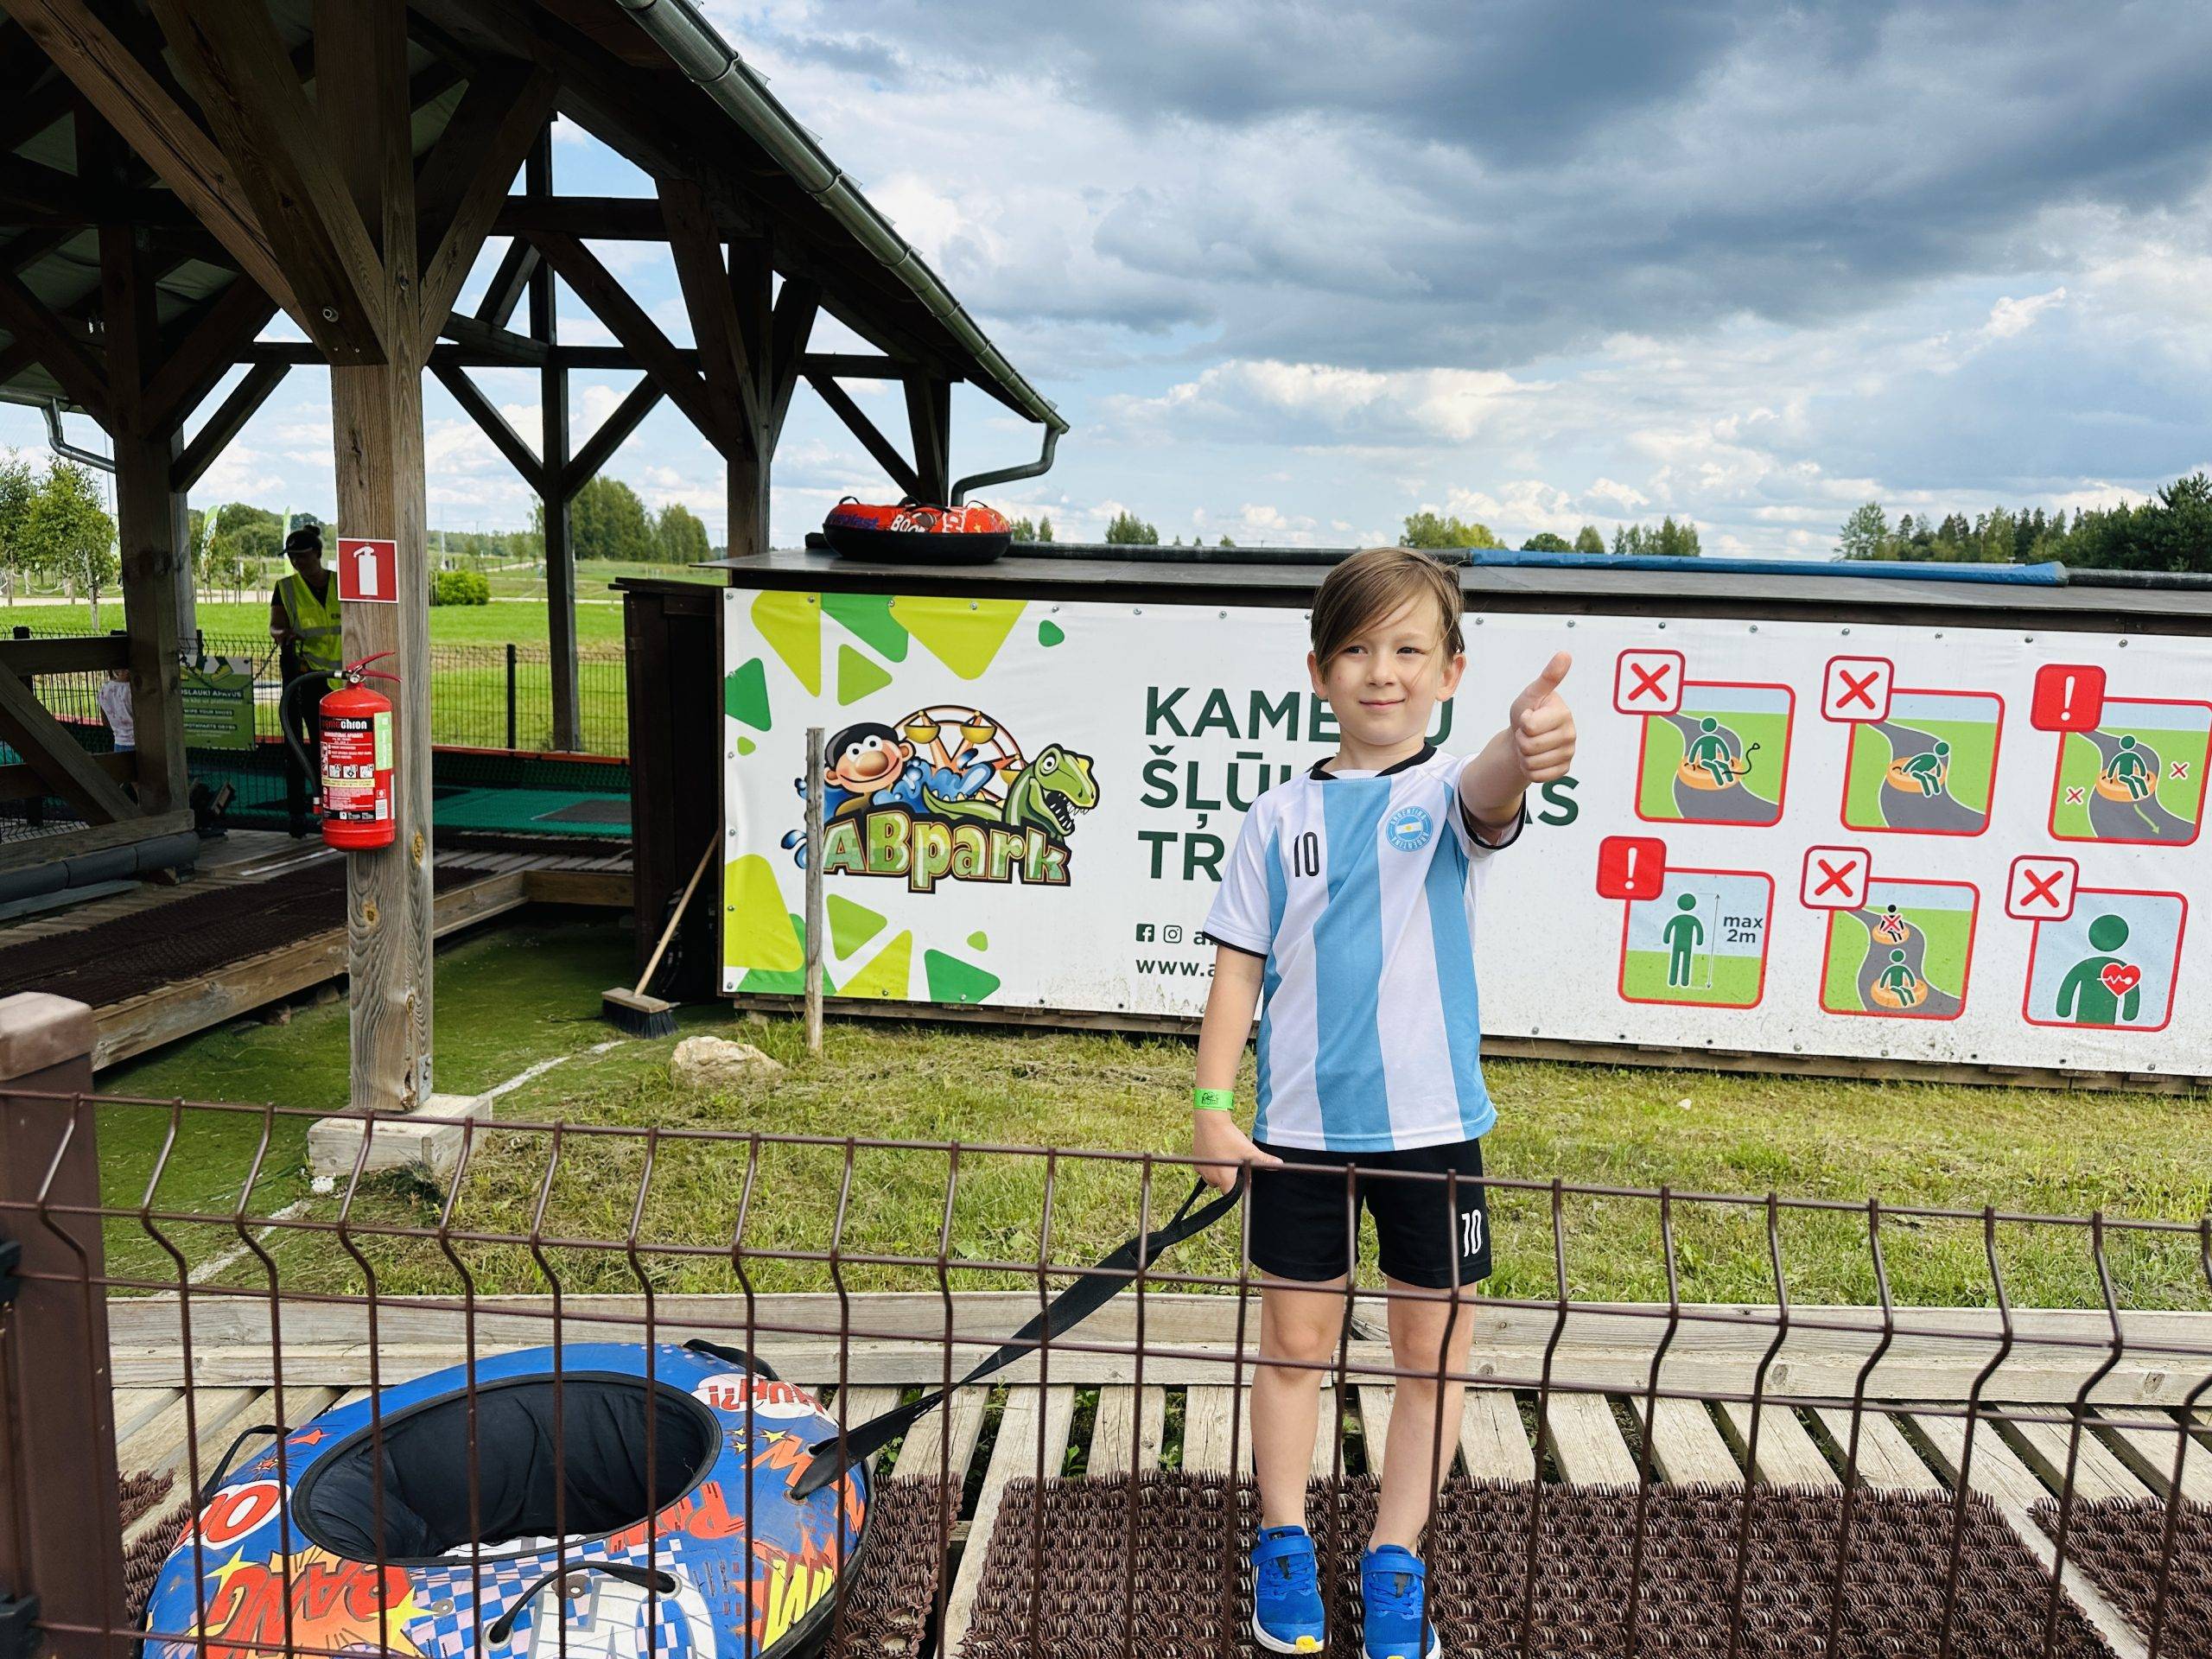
[2100,963,2141,995]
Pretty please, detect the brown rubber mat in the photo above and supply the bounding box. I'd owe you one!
[2036,1497,2212,1657]
[0,861,479,1007]
[957,1474,2114,1658]
[121,1472,950,1651]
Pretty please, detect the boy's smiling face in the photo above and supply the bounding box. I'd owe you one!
[1307,594,1465,760]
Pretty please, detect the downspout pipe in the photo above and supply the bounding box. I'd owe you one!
[616,0,1071,465]
[950,424,1057,507]
[0,391,117,473]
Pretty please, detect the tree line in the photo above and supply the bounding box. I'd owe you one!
[1839,474,2212,572]
[1401,511,1700,556]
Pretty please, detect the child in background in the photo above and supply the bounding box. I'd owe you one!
[1190,546,1576,1659]
[97,664,135,753]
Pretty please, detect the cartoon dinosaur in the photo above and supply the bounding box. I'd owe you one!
[923,743,1098,836]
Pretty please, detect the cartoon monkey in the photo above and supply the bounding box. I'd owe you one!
[781,720,995,865]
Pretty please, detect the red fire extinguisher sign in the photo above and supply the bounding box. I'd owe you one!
[338,537,398,603]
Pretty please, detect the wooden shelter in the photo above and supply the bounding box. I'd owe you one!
[0,0,1064,1109]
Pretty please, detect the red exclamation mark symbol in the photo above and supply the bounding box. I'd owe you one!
[1598,836,1667,899]
[2033,664,2105,732]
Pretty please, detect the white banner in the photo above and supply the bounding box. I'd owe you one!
[724,589,2204,1077]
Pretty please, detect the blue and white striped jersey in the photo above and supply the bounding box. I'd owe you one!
[1204,745,1516,1152]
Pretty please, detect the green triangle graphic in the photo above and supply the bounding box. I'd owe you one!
[966,931,988,950]
[823,591,910,662]
[725,658,771,730]
[925,949,1001,1006]
[827,892,887,960]
[723,855,800,970]
[839,931,912,1000]
[1038,620,1065,647]
[752,589,822,695]
[737,736,756,756]
[836,643,894,706]
[899,596,1027,680]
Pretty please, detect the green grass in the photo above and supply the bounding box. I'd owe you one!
[1637,708,1790,819]
[87,914,2212,1313]
[1845,718,1997,824]
[1620,948,1764,1007]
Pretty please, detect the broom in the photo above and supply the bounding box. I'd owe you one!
[601,837,715,1037]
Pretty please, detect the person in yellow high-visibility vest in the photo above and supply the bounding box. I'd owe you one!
[269,524,340,835]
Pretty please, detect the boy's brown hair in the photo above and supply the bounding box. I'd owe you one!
[1310,546,1465,668]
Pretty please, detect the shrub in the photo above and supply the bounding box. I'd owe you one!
[429,568,491,606]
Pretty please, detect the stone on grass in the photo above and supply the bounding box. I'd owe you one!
[671,1035,785,1091]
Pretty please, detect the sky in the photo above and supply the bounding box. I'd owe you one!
[8,0,2212,556]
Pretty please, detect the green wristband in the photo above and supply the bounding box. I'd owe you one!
[1192,1087,1235,1112]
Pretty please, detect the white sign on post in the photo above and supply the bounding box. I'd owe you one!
[723,592,2208,1077]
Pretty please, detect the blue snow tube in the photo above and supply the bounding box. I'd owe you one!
[138,1341,869,1659]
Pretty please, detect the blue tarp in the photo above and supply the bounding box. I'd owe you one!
[1460,550,2069,585]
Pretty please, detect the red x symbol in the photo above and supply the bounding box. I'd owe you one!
[2020,868,2063,909]
[2065,785,2086,804]
[1834,668,1879,710]
[1814,856,1858,897]
[1627,663,1670,702]
[2171,760,2190,780]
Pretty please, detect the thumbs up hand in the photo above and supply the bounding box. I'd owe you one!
[1509,651,1576,783]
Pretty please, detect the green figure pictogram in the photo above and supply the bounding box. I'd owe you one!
[1685,716,1737,788]
[1900,740,1950,798]
[1875,947,1922,1007]
[1662,893,1705,987]
[2104,734,2152,800]
[2056,913,2142,1025]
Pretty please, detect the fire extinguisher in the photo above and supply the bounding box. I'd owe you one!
[280,652,398,850]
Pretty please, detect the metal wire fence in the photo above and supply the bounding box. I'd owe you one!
[2,1017,2208,1659]
[4,625,631,759]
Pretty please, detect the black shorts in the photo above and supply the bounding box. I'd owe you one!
[1247,1137,1492,1289]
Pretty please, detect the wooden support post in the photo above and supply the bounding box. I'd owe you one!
[0,994,129,1654]
[725,236,773,558]
[526,131,580,753]
[322,0,432,1112]
[906,374,951,504]
[804,724,823,1053]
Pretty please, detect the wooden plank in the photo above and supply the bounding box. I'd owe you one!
[1809,1406,1948,1493]
[0,810,191,876]
[659,175,759,434]
[0,635,128,677]
[1909,1408,2055,1511]
[1998,1410,2154,1505]
[1714,1398,1840,1490]
[111,1387,181,1445]
[2094,1411,2212,1503]
[939,1386,1075,1659]
[1460,1388,1536,1483]
[1089,1385,1165,1476]
[1540,1392,1641,1487]
[92,869,528,1069]
[1629,1395,1743,1486]
[0,659,141,823]
[891,1386,988,1485]
[1313,1386,1349,1478]
[1180,1384,1247,1475]
[115,1384,257,1478]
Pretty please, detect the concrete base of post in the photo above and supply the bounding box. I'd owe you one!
[305,1089,494,1180]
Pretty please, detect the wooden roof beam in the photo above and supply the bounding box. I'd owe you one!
[170,359,284,493]
[560,375,663,498]
[2,0,303,350]
[145,0,391,362]
[659,175,759,436]
[524,227,727,455]
[0,260,103,416]
[139,275,276,439]
[806,370,920,499]
[414,67,556,327]
[429,359,546,495]
[766,275,820,449]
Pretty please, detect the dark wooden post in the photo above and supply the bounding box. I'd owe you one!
[0,992,127,1653]
[530,135,581,752]
[726,236,773,557]
[906,375,952,505]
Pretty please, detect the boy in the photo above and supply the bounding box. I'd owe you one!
[1190,545,1575,1658]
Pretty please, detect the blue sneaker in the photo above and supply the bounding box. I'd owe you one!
[1358,1545,1440,1659]
[1251,1523,1327,1652]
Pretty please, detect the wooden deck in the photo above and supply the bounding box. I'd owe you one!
[105,1292,2212,1659]
[2,829,631,1066]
